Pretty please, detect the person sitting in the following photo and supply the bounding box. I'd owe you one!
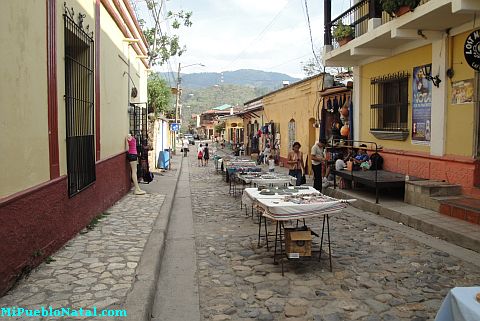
[352,147,370,170]
[335,153,346,171]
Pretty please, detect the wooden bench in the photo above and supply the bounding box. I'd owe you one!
[331,169,420,203]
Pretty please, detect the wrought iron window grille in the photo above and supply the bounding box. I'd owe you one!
[370,72,410,140]
[64,2,93,38]
[64,12,96,197]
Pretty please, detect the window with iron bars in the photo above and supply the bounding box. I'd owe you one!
[64,14,96,197]
[370,72,409,137]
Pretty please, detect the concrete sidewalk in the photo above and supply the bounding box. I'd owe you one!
[0,153,184,321]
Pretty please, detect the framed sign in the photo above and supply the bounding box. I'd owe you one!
[464,29,480,71]
[412,64,432,144]
[452,79,474,104]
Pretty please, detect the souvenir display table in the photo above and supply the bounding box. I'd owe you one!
[241,186,319,213]
[223,158,260,182]
[254,192,354,274]
[237,172,297,187]
[434,287,480,321]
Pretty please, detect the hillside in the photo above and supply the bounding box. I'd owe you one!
[162,69,300,90]
[180,84,270,125]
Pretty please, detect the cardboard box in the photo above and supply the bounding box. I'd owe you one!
[285,228,312,257]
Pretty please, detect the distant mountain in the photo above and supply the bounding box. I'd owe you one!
[161,69,300,90]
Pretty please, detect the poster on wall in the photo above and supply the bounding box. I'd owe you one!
[412,64,432,144]
[452,79,474,104]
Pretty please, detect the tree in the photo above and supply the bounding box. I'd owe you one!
[301,57,324,77]
[134,0,192,66]
[214,122,225,135]
[147,74,172,115]
[301,47,324,77]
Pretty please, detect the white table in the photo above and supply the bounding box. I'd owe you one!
[241,186,319,209]
[435,287,480,321]
[255,193,354,273]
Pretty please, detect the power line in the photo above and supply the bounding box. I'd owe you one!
[221,0,292,71]
[302,0,322,70]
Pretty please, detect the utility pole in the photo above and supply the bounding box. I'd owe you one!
[174,62,181,153]
[173,62,204,153]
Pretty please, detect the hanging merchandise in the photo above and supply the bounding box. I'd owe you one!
[320,108,326,141]
[349,99,354,141]
[327,97,333,112]
[333,96,339,113]
[340,125,349,137]
[340,102,349,117]
[257,129,262,137]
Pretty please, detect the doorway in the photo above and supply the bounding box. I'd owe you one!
[308,118,316,175]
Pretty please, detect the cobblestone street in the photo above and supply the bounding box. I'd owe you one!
[188,150,480,321]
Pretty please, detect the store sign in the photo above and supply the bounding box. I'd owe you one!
[464,29,480,71]
[170,123,180,132]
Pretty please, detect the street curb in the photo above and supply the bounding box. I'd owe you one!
[123,154,184,321]
[323,187,480,253]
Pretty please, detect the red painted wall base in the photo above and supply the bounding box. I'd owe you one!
[381,150,479,197]
[0,152,130,296]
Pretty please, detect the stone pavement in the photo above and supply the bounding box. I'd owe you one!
[190,147,480,321]
[0,154,182,320]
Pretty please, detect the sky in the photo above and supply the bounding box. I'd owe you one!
[134,0,350,82]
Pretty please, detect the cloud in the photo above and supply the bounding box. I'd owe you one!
[152,0,325,78]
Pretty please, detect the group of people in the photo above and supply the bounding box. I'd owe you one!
[197,143,210,166]
[285,140,379,189]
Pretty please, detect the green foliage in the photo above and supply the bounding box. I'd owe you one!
[148,74,172,115]
[162,69,300,90]
[140,1,192,66]
[179,84,270,124]
[332,21,354,40]
[379,0,420,15]
[214,122,225,134]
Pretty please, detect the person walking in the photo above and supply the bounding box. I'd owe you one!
[263,144,271,164]
[268,155,275,172]
[197,144,204,166]
[311,140,326,191]
[182,138,189,157]
[287,142,305,186]
[203,143,210,166]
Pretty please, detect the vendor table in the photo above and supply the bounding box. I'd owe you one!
[435,287,480,321]
[255,193,354,274]
[238,173,297,187]
[242,186,319,212]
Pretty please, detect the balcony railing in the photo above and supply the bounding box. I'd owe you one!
[325,0,431,49]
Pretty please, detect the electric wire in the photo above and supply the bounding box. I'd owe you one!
[221,0,292,71]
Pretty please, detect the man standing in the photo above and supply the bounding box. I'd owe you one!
[311,140,326,191]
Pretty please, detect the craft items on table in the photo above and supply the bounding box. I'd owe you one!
[237,172,297,187]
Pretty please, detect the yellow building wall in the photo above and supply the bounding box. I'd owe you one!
[0,0,147,197]
[360,45,432,153]
[99,4,132,159]
[445,31,476,157]
[224,116,244,142]
[263,77,322,161]
[0,0,50,197]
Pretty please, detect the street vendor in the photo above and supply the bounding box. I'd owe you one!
[287,142,305,186]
